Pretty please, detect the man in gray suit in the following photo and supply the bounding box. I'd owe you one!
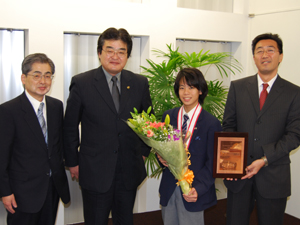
[223,33,300,225]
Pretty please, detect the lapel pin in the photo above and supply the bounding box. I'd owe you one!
[194,127,197,130]
[127,86,130,89]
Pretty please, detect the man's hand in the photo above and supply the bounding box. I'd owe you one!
[2,194,17,214]
[241,159,265,180]
[156,153,168,167]
[183,188,198,202]
[69,165,79,179]
[224,178,238,181]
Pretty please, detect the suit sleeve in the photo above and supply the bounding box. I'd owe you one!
[155,111,168,168]
[0,105,14,197]
[63,76,82,167]
[193,119,222,198]
[139,77,153,157]
[222,82,237,132]
[263,89,300,164]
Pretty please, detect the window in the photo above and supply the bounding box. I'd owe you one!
[177,0,233,13]
[64,33,142,103]
[0,29,25,104]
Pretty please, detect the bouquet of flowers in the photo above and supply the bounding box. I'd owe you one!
[127,107,194,195]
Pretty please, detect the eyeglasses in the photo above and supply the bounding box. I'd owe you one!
[254,48,278,56]
[27,73,54,81]
[103,48,127,58]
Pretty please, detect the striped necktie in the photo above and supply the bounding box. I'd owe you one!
[182,114,189,136]
[37,102,47,144]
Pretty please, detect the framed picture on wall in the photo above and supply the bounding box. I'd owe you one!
[213,132,248,178]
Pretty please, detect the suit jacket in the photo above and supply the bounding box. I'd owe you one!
[0,93,70,213]
[63,66,152,193]
[159,107,222,212]
[223,75,300,199]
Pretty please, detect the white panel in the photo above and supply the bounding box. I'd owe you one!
[177,0,233,13]
[0,30,24,104]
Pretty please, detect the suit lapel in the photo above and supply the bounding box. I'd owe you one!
[119,70,133,114]
[45,97,56,155]
[246,75,260,116]
[259,75,284,116]
[191,110,204,143]
[171,107,203,145]
[93,67,118,113]
[21,93,48,151]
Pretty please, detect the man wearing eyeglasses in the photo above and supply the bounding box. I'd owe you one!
[0,53,70,225]
[223,33,300,225]
[64,27,152,225]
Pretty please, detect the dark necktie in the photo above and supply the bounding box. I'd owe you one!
[182,114,189,136]
[37,102,47,144]
[111,76,120,112]
[259,83,269,110]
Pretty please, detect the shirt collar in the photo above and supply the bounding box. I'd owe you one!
[25,90,46,114]
[182,104,200,120]
[102,67,121,83]
[257,73,278,91]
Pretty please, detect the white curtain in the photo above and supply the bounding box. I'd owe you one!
[176,39,232,87]
[0,29,24,225]
[0,30,24,104]
[177,0,233,13]
[63,33,141,224]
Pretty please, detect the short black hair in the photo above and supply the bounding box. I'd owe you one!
[97,27,132,58]
[252,33,283,55]
[22,53,55,75]
[174,67,208,105]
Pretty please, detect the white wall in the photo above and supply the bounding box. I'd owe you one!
[0,0,273,224]
[249,0,300,219]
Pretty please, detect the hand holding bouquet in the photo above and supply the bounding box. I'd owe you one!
[126,107,194,194]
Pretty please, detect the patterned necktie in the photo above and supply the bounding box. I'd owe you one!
[37,102,47,144]
[182,114,189,136]
[259,83,269,110]
[111,76,120,112]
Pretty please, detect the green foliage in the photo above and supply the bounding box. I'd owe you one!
[141,44,242,178]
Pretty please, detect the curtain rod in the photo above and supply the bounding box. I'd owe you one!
[249,7,300,18]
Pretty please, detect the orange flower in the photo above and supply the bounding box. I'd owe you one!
[149,122,165,129]
[147,130,154,137]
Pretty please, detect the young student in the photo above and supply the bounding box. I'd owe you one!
[157,67,222,225]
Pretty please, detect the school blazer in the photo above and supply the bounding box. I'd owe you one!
[159,107,222,212]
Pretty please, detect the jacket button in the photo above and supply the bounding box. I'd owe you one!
[250,155,254,159]
[114,150,118,154]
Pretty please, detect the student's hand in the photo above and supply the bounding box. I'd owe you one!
[156,153,168,167]
[2,194,17,214]
[241,159,265,180]
[69,165,79,179]
[183,188,198,202]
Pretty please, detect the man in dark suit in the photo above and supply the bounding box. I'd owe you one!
[0,53,70,225]
[63,27,152,225]
[223,33,300,225]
